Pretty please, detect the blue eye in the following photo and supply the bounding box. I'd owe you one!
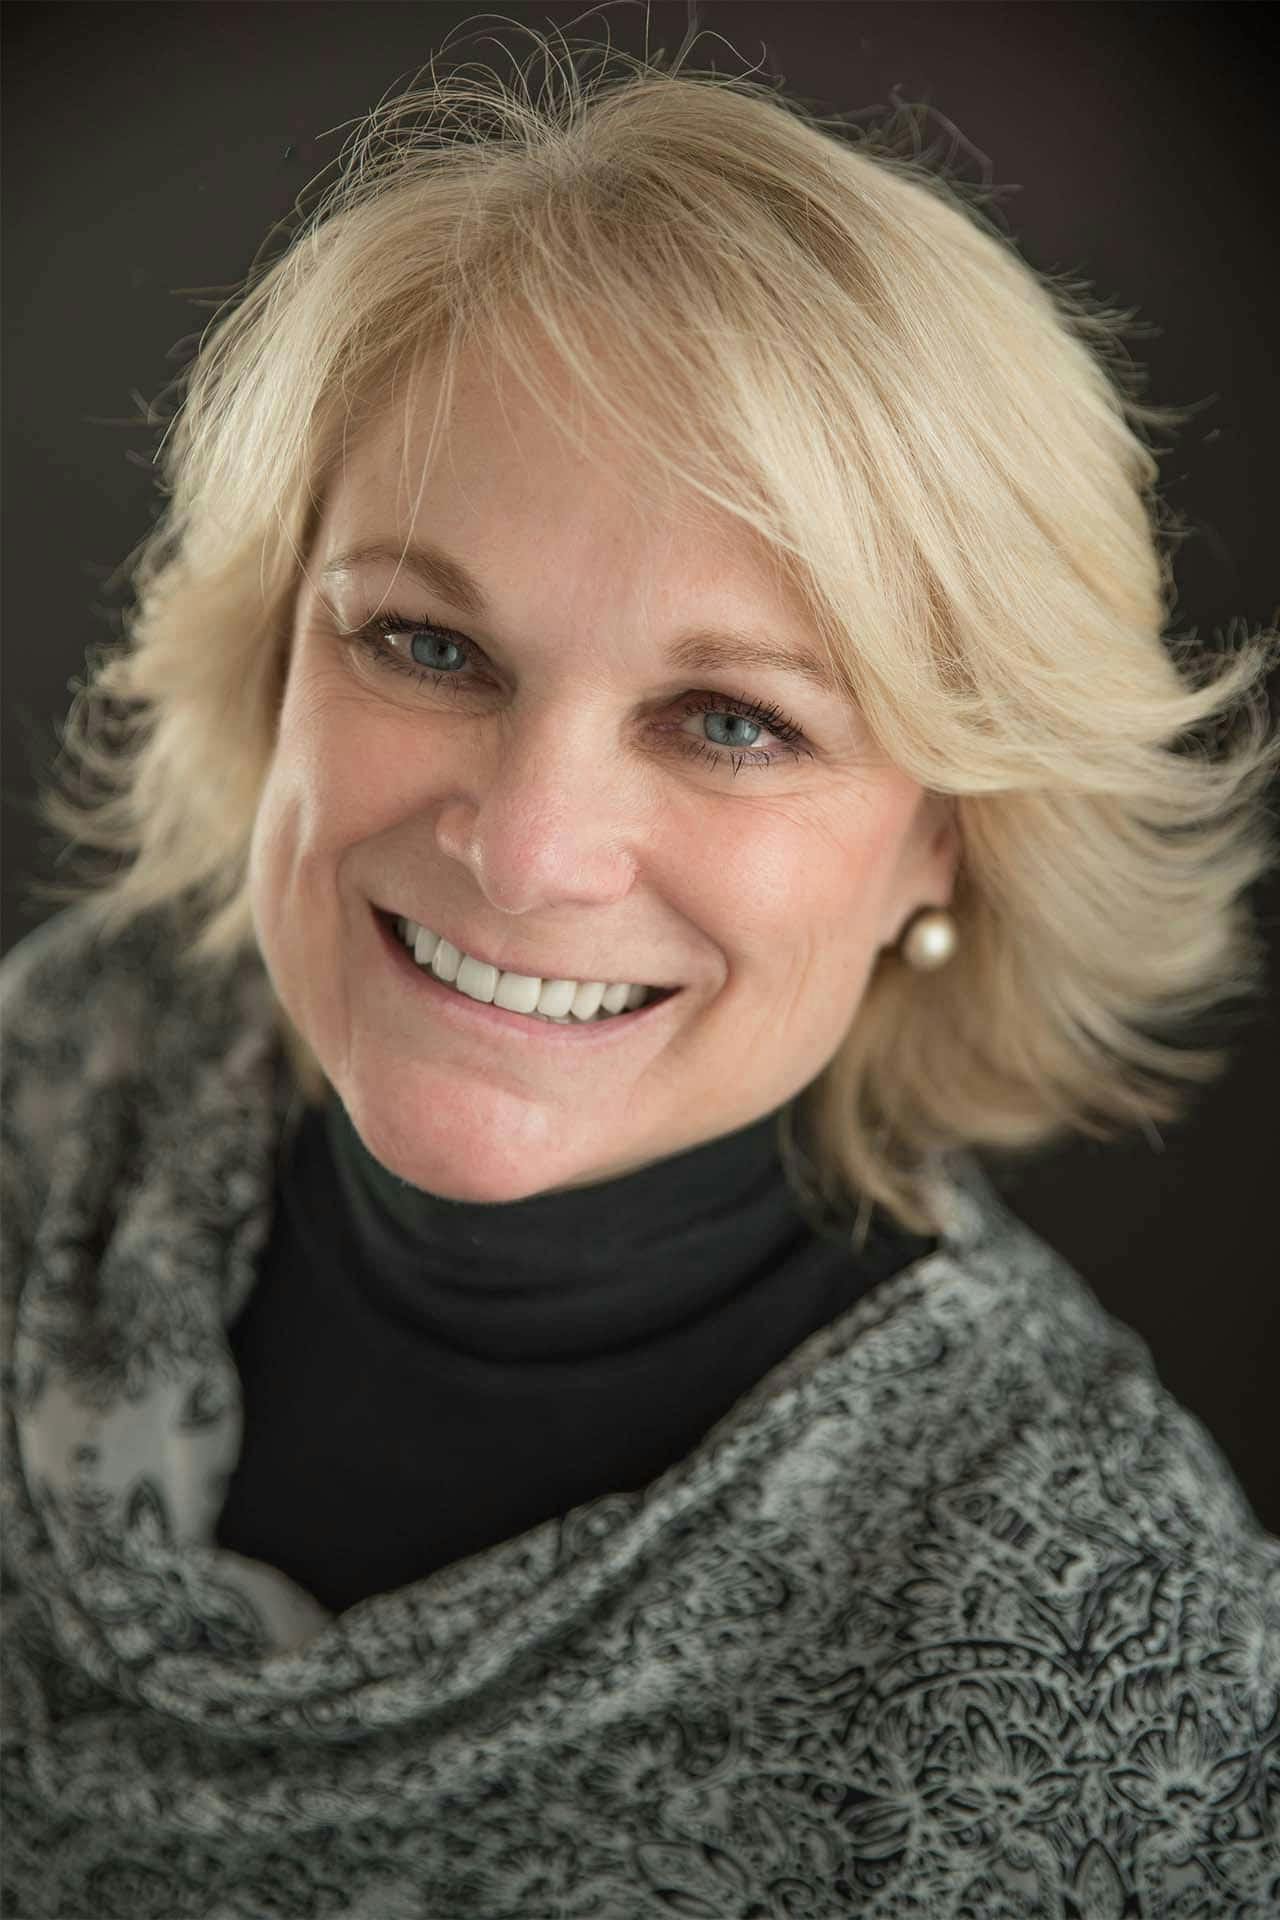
[349,609,816,778]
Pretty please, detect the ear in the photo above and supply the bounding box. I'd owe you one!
[879,796,961,955]
[918,792,961,907]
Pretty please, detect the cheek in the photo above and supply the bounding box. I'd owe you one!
[748,803,921,989]
[751,810,902,929]
[299,669,447,841]
[262,690,389,858]
[246,770,299,959]
[248,711,341,926]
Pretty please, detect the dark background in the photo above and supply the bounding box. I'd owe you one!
[4,2,1277,1525]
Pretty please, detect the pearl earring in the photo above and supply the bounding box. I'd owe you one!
[899,906,958,971]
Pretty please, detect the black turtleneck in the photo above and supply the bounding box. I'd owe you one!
[214,1087,939,1615]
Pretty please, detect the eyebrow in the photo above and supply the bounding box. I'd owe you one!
[318,540,842,696]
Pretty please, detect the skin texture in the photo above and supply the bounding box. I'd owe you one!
[248,348,959,1202]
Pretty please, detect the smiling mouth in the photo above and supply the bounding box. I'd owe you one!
[373,907,680,1027]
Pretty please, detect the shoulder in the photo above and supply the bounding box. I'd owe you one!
[930,1159,1264,1550]
[0,903,275,1247]
[1,908,162,1259]
[1,903,189,1148]
[1,898,275,1081]
[861,1164,1280,1909]
[914,1157,1267,1608]
[2,901,169,1068]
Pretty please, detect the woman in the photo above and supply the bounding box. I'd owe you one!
[3,22,1278,1919]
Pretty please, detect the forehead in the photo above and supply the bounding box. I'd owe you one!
[322,347,786,606]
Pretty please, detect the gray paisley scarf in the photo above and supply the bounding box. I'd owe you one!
[2,905,1277,1918]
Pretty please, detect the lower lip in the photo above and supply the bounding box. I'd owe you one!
[371,905,684,1049]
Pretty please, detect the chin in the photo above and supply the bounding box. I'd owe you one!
[407,1159,580,1206]
[339,1077,591,1204]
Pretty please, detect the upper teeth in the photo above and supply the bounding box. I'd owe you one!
[395,919,652,1022]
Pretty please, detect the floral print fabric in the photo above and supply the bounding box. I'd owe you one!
[2,904,1277,1917]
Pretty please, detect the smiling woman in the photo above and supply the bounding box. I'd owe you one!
[3,12,1280,1920]
[237,330,963,1207]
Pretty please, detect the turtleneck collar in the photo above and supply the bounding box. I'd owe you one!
[296,1086,920,1364]
[324,1085,790,1259]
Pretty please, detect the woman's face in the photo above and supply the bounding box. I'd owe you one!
[249,350,958,1201]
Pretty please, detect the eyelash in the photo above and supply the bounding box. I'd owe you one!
[348,610,815,776]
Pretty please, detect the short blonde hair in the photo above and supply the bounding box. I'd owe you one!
[28,18,1280,1242]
